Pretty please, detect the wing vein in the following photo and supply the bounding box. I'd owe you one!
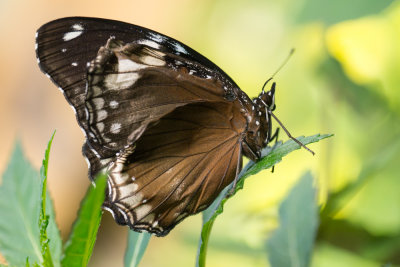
[132,134,238,222]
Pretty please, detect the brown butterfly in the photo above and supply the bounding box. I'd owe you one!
[36,17,313,236]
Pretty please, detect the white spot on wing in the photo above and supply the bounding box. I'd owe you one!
[137,39,161,49]
[63,31,83,41]
[101,158,112,166]
[172,41,188,54]
[71,62,78,67]
[119,59,145,72]
[72,24,84,31]
[135,204,152,220]
[140,55,165,66]
[109,100,119,109]
[97,110,108,121]
[91,86,102,97]
[113,172,130,184]
[110,123,122,134]
[92,97,105,109]
[96,122,104,132]
[103,58,146,90]
[63,24,84,42]
[123,191,142,207]
[104,73,140,90]
[147,32,167,43]
[62,48,67,53]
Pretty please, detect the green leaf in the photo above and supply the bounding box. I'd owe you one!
[61,174,107,267]
[241,134,332,180]
[196,134,332,267]
[0,142,43,266]
[266,172,319,267]
[39,131,61,267]
[124,231,151,267]
[0,135,62,267]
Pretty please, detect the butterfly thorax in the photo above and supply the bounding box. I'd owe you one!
[241,86,276,162]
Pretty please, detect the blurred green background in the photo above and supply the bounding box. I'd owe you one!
[0,0,399,266]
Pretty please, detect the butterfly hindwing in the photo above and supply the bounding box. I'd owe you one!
[104,101,246,236]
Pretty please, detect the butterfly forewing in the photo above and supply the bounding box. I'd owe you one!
[36,17,257,236]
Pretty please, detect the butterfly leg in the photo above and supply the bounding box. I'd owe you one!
[269,127,280,144]
[227,142,243,197]
[228,137,261,197]
[269,128,280,173]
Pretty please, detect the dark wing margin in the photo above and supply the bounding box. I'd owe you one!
[103,101,247,236]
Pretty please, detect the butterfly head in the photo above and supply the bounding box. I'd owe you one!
[259,79,276,111]
[242,82,277,161]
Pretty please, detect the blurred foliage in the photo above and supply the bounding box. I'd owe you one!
[124,231,151,267]
[266,172,318,267]
[307,1,400,266]
[297,0,395,25]
[0,138,107,267]
[0,140,61,267]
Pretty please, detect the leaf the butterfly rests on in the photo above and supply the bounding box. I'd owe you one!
[36,17,300,236]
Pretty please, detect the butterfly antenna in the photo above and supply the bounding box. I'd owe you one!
[269,111,315,155]
[262,48,295,93]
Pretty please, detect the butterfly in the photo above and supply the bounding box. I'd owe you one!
[36,17,313,236]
